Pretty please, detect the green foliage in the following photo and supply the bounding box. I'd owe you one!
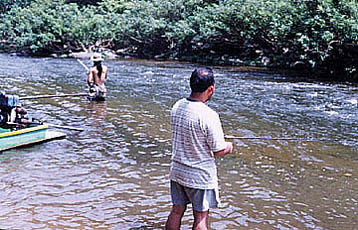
[0,0,357,80]
[113,0,207,57]
[2,0,89,53]
[0,0,34,14]
[0,0,127,54]
[175,0,358,78]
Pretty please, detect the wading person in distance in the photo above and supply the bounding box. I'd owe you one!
[88,53,108,100]
[165,67,233,230]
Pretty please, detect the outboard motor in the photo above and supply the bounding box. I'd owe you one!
[0,92,21,127]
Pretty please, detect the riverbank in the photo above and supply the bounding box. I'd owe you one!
[4,49,356,85]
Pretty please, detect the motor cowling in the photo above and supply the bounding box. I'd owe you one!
[0,92,21,127]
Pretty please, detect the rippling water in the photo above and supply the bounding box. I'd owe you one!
[0,54,357,229]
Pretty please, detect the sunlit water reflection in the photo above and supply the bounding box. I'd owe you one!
[0,54,357,229]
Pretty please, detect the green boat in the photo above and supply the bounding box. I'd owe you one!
[0,124,66,152]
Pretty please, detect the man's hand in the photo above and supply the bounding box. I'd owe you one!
[226,142,233,154]
[214,142,233,157]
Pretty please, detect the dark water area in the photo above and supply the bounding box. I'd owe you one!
[0,53,357,229]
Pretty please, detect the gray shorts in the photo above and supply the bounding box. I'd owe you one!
[170,180,220,212]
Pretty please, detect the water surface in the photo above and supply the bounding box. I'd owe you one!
[0,54,357,229]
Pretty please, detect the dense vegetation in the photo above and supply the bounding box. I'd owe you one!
[0,0,357,81]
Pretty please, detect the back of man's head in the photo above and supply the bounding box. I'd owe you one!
[190,67,215,93]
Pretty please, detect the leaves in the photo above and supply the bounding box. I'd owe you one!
[0,0,357,79]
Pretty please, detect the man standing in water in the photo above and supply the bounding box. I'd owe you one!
[166,67,233,230]
[88,53,108,99]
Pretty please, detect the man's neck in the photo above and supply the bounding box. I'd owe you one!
[188,93,207,103]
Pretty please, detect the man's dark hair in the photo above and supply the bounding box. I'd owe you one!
[190,67,215,93]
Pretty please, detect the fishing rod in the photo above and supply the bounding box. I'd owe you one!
[19,93,88,100]
[224,135,331,142]
[77,59,89,71]
[45,123,84,131]
[7,122,84,131]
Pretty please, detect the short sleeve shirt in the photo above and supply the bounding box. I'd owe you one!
[169,98,227,189]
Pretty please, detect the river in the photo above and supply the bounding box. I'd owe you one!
[0,53,357,230]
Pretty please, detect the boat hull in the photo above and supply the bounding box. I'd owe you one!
[0,125,66,152]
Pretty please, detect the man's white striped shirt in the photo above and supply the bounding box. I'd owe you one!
[169,98,227,189]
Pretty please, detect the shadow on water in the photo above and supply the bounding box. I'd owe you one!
[0,54,357,229]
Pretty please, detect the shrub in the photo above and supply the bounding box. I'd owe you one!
[0,0,34,14]
[0,0,357,80]
[170,0,358,79]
